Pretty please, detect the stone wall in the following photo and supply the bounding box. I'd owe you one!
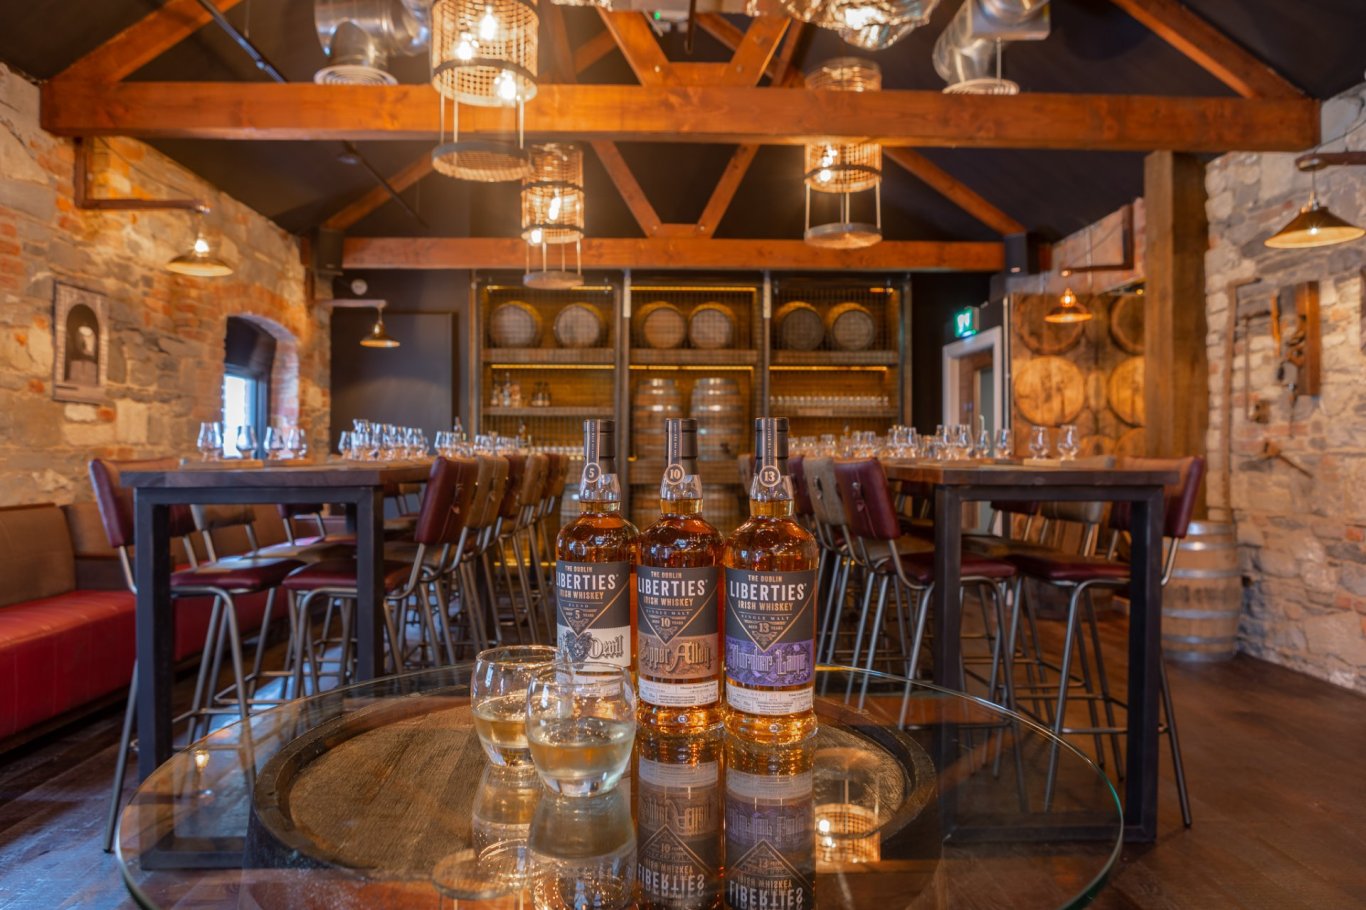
[1205,82,1366,692]
[0,65,328,506]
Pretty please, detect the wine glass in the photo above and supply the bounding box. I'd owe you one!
[234,425,258,459]
[952,424,971,461]
[337,430,353,459]
[975,427,993,459]
[264,426,285,460]
[472,645,558,767]
[525,661,636,797]
[995,428,1014,459]
[1057,424,1081,462]
[283,426,302,459]
[196,422,222,462]
[1028,426,1051,460]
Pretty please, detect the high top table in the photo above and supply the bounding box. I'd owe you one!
[122,461,431,780]
[882,461,1178,843]
[116,666,1124,910]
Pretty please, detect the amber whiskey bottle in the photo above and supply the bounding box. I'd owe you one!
[555,419,637,669]
[638,418,724,734]
[721,418,819,744]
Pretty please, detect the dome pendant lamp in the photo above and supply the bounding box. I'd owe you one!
[1265,152,1365,249]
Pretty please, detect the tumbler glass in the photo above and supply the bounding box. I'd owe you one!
[472,645,559,767]
[529,788,635,910]
[525,662,635,797]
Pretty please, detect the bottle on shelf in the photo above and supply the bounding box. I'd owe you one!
[721,417,819,744]
[637,418,723,735]
[723,734,816,910]
[635,730,724,910]
[555,419,638,669]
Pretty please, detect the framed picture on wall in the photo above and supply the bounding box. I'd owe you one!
[53,282,109,403]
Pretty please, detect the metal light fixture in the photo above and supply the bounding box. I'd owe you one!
[1045,284,1091,324]
[521,142,585,289]
[781,0,937,50]
[360,305,400,348]
[430,0,537,182]
[166,208,232,277]
[803,58,882,250]
[1266,151,1366,249]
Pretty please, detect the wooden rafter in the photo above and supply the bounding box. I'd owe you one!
[590,140,664,236]
[696,144,761,238]
[322,154,435,231]
[53,0,243,83]
[42,83,1319,152]
[342,236,1004,271]
[1108,0,1303,99]
[884,149,1025,236]
[572,28,619,76]
[723,17,790,86]
[596,10,671,84]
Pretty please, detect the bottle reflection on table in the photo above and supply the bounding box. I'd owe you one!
[635,731,724,910]
[529,786,637,910]
[724,735,816,910]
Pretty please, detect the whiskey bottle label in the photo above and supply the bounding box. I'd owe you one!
[637,565,719,706]
[724,568,817,715]
[556,560,631,668]
[725,768,815,910]
[637,757,722,910]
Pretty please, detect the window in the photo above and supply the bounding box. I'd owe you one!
[223,316,276,458]
[222,368,265,457]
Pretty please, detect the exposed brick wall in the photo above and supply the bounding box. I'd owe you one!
[0,66,329,506]
[1205,83,1366,692]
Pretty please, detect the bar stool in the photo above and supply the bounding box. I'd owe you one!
[464,454,511,648]
[1006,455,1205,825]
[280,455,478,689]
[801,456,859,667]
[88,458,304,852]
[832,458,1016,705]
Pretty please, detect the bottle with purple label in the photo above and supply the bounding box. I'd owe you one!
[556,419,638,669]
[721,418,819,745]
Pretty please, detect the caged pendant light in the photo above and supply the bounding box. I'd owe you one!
[430,0,538,182]
[803,58,883,250]
[521,143,585,289]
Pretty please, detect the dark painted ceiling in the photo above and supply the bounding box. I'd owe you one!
[1,0,1363,246]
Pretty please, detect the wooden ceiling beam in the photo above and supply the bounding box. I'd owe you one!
[322,153,434,232]
[596,10,671,84]
[343,236,1005,271]
[590,140,663,236]
[573,28,619,75]
[696,143,761,239]
[40,82,1319,152]
[723,17,791,86]
[53,0,244,83]
[1108,0,1303,99]
[884,148,1025,236]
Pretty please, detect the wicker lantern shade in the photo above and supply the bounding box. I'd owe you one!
[432,139,528,182]
[803,58,882,249]
[431,0,538,108]
[521,143,585,245]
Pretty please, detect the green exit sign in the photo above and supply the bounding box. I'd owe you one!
[953,308,978,338]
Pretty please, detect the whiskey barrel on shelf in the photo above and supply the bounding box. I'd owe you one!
[690,377,745,461]
[1163,520,1244,661]
[1014,356,1085,427]
[825,302,876,351]
[633,377,683,458]
[487,301,542,347]
[774,301,825,351]
[1110,294,1145,354]
[553,302,605,348]
[1108,356,1145,426]
[687,302,737,350]
[637,301,687,349]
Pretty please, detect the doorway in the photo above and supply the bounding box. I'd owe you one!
[942,326,1005,437]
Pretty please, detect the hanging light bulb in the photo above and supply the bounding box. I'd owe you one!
[478,5,498,40]
[360,306,400,348]
[1045,286,1091,324]
[455,32,476,61]
[547,192,562,221]
[167,208,232,277]
[496,68,518,101]
[528,227,544,245]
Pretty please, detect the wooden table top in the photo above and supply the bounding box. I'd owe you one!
[882,460,1179,487]
[120,460,433,489]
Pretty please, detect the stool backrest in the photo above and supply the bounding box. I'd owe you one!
[414,456,481,546]
[832,459,900,543]
[474,456,510,531]
[547,453,569,498]
[1040,455,1115,524]
[498,452,527,521]
[521,453,548,511]
[802,457,846,529]
[787,454,814,518]
[88,458,196,550]
[1111,455,1206,540]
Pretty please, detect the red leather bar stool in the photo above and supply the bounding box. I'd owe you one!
[280,456,479,690]
[89,458,305,852]
[1006,455,1205,825]
[801,456,860,668]
[833,458,1017,706]
[455,454,508,651]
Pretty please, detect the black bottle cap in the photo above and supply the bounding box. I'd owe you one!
[583,418,616,474]
[752,417,790,474]
[665,417,699,476]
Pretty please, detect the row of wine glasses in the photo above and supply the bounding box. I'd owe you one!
[1028,424,1081,461]
[339,419,429,461]
[196,421,306,461]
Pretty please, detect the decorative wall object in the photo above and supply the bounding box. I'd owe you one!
[52,283,109,403]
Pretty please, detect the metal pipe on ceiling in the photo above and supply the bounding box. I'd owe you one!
[188,0,426,228]
[932,0,1050,88]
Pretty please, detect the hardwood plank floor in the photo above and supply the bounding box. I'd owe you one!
[1,612,1363,909]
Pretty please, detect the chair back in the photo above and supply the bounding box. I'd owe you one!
[474,456,511,531]
[498,452,528,521]
[832,459,901,543]
[414,456,481,547]
[787,454,814,518]
[546,453,569,498]
[88,458,196,550]
[1041,455,1115,525]
[520,453,548,514]
[802,457,846,529]
[1111,455,1206,540]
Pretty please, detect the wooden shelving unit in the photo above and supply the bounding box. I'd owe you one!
[631,348,760,366]
[483,347,615,365]
[771,350,898,367]
[485,406,614,418]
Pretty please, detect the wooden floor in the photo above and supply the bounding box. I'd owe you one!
[1,613,1364,909]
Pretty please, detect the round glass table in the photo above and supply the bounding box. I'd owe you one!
[117,666,1122,909]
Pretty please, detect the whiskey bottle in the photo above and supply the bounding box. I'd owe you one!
[636,731,724,910]
[555,419,638,669]
[724,734,816,910]
[722,417,819,744]
[638,418,723,734]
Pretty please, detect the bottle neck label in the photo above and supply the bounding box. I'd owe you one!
[724,568,817,692]
[555,560,631,668]
[637,566,719,696]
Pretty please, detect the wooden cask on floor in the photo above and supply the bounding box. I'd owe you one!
[689,377,745,461]
[633,377,682,458]
[1163,520,1243,661]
